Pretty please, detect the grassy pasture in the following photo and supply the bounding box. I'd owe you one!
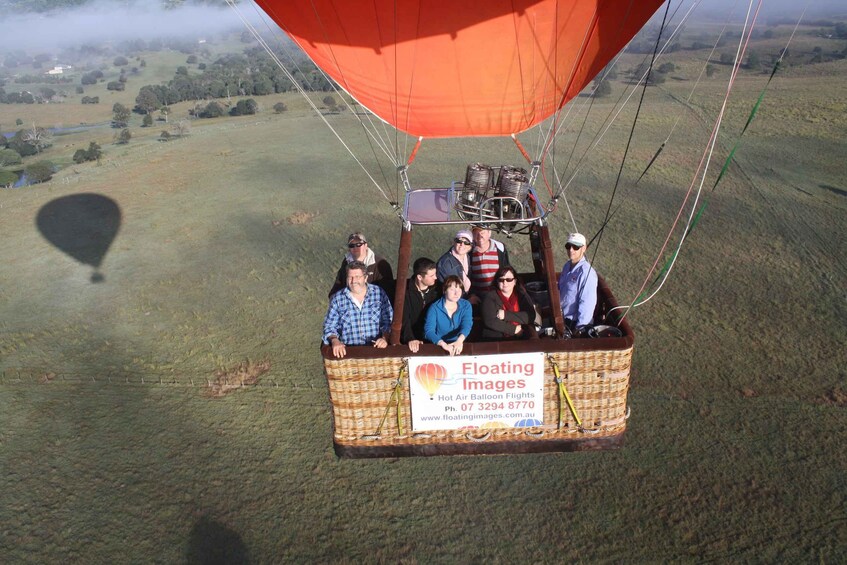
[1,27,846,563]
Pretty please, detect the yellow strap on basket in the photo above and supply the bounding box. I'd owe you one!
[373,361,407,437]
[547,355,582,429]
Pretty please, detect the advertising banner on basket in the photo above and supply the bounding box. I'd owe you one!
[408,352,545,432]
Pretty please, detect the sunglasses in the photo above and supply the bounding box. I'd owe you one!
[454,238,472,246]
[348,242,366,248]
[498,277,516,283]
[565,243,583,251]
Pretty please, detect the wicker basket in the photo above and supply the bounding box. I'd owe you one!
[323,342,632,457]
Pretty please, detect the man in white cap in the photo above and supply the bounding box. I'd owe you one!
[329,231,394,299]
[436,229,473,295]
[557,232,598,334]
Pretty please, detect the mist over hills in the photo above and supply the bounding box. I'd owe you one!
[0,0,230,15]
[0,1,255,51]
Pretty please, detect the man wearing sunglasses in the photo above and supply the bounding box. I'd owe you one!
[557,232,598,335]
[329,231,394,299]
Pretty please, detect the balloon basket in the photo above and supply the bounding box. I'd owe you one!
[321,280,633,458]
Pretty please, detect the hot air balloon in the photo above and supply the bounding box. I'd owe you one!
[247,0,661,457]
[515,418,544,428]
[414,363,447,399]
[35,193,121,283]
[481,421,509,429]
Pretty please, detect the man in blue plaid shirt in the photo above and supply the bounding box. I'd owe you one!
[323,261,393,358]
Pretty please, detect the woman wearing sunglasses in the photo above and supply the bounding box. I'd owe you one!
[480,266,538,340]
[435,229,474,296]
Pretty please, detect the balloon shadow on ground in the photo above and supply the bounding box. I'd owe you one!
[186,515,251,565]
[35,193,121,283]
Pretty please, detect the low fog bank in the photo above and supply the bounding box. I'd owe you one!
[0,1,265,51]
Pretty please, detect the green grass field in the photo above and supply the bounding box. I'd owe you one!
[1,22,846,563]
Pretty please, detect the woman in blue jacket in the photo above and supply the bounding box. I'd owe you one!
[425,275,473,356]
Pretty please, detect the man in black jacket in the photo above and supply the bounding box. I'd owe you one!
[402,257,441,352]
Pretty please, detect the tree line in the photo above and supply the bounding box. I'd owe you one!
[132,48,333,116]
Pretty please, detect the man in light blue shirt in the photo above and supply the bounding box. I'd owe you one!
[557,232,598,333]
[323,261,393,358]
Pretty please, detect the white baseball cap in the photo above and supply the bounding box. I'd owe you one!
[566,233,587,247]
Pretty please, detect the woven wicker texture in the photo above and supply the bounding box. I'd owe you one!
[324,346,632,449]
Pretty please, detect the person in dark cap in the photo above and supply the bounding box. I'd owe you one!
[329,231,394,299]
[557,232,597,334]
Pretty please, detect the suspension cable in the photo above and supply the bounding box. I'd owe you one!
[228,0,400,210]
[617,0,763,321]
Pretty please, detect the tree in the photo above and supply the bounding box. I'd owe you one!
[187,55,198,64]
[22,124,53,153]
[160,130,171,141]
[657,62,675,74]
[73,148,89,164]
[24,160,54,184]
[199,101,224,118]
[746,51,760,70]
[592,79,611,97]
[135,86,161,114]
[273,102,288,113]
[116,129,132,144]
[8,131,37,157]
[719,52,734,65]
[160,106,171,123]
[142,114,153,127]
[85,141,102,162]
[322,95,337,111]
[0,148,22,166]
[113,56,129,66]
[112,103,131,127]
[706,64,716,78]
[230,98,258,116]
[0,170,17,187]
[172,120,191,137]
[107,81,125,91]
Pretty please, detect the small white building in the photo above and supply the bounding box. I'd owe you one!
[45,65,73,76]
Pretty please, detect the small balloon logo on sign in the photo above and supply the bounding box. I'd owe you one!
[514,418,543,428]
[415,363,447,399]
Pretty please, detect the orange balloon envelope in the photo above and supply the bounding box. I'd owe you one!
[415,363,447,399]
[255,0,663,137]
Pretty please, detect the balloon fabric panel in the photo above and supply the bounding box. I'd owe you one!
[256,0,663,137]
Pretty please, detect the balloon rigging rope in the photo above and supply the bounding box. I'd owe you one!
[228,0,400,210]
[616,0,763,320]
[546,0,698,211]
[581,0,736,248]
[589,0,675,269]
[538,0,689,230]
[619,0,812,315]
[284,0,403,169]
